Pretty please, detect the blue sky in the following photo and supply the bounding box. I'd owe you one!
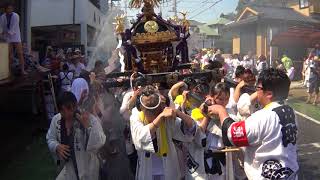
[122,0,238,23]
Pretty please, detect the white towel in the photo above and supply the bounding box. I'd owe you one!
[71,78,89,103]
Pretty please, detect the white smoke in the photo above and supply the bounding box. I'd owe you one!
[87,7,124,71]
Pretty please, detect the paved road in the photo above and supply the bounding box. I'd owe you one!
[296,114,320,180]
[0,111,319,179]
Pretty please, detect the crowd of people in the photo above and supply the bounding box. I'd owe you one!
[0,2,312,180]
[189,48,296,82]
[44,44,299,180]
[0,2,99,82]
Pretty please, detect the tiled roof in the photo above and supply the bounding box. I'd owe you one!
[250,5,319,23]
[227,5,320,28]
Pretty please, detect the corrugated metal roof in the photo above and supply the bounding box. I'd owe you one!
[189,20,205,27]
[206,17,231,26]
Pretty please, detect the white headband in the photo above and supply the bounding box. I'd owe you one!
[140,93,161,110]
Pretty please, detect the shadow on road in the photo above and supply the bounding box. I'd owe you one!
[298,156,320,180]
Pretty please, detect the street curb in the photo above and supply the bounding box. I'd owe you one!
[295,111,320,125]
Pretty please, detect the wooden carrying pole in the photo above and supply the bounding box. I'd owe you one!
[48,73,58,113]
[103,69,222,88]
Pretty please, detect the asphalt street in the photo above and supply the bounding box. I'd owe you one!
[296,114,320,180]
[0,109,319,179]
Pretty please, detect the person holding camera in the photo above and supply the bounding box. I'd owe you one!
[171,80,210,116]
[183,82,231,180]
[46,92,106,180]
[130,85,197,180]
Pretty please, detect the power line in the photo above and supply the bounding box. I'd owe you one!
[188,0,214,15]
[190,0,224,19]
[158,0,215,19]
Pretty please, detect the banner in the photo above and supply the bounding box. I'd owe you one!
[0,43,9,80]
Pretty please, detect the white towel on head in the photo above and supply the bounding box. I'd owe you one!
[71,78,89,103]
[237,93,251,119]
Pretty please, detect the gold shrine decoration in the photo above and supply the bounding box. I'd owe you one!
[132,31,177,44]
[179,11,190,31]
[129,0,161,8]
[168,15,179,25]
[168,11,190,31]
[113,14,125,34]
[144,21,159,33]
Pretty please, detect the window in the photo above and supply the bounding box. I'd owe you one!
[300,0,309,9]
[94,12,96,23]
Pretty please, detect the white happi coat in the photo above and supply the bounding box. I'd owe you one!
[130,109,196,180]
[225,102,299,180]
[119,90,135,155]
[0,12,21,43]
[119,90,134,121]
[46,113,106,180]
[226,87,237,117]
[186,120,226,180]
[240,59,255,72]
[185,123,207,180]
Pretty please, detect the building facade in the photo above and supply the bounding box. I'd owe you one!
[30,0,106,58]
[189,17,232,52]
[229,0,320,59]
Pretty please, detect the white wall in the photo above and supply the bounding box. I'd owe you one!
[31,0,74,27]
[76,0,104,29]
[31,0,104,29]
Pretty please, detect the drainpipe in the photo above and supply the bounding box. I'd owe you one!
[26,0,32,49]
[73,0,76,24]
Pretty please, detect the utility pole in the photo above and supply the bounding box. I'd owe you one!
[124,0,128,16]
[173,0,177,16]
